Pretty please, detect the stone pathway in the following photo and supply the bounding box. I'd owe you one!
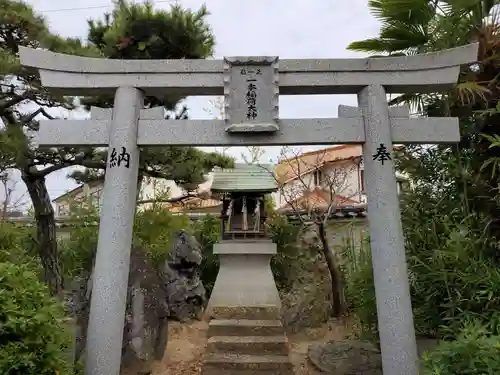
[153,318,354,374]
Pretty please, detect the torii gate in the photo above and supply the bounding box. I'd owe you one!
[19,44,478,375]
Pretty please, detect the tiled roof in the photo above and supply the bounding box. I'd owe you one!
[275,145,363,184]
[286,205,368,221]
[52,180,103,203]
[276,144,405,184]
[211,163,278,193]
[277,187,361,213]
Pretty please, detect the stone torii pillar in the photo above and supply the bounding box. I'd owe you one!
[340,102,422,372]
[19,44,478,375]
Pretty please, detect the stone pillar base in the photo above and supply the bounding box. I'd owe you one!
[203,240,293,374]
[205,240,281,320]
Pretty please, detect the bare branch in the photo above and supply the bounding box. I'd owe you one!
[36,153,107,177]
[137,193,199,205]
[258,146,362,224]
[203,96,225,120]
[0,171,27,221]
[241,146,266,165]
[38,107,56,120]
[0,91,32,111]
[259,145,363,317]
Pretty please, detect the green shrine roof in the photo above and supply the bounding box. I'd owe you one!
[211,163,278,193]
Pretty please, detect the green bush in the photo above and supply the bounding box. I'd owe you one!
[192,213,302,296]
[58,203,99,280]
[57,202,305,300]
[134,204,190,265]
[267,214,301,292]
[59,201,190,278]
[0,261,73,375]
[341,236,377,341]
[406,213,500,339]
[0,223,40,273]
[191,215,220,296]
[421,323,500,375]
[343,197,500,343]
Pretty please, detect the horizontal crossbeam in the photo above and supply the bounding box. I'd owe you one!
[338,104,460,144]
[32,116,459,147]
[90,106,164,120]
[19,44,478,96]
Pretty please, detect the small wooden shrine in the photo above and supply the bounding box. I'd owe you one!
[211,163,278,240]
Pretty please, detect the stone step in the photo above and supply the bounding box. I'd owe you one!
[208,306,280,320]
[208,319,284,337]
[202,368,289,375]
[207,335,289,355]
[203,353,293,374]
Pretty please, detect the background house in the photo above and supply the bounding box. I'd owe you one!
[273,145,408,250]
[53,178,200,218]
[273,145,408,211]
[51,146,409,249]
[53,145,408,219]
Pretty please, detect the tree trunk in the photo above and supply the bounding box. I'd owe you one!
[137,170,144,202]
[317,222,346,317]
[22,169,64,296]
[1,196,7,223]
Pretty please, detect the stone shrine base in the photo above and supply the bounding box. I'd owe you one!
[202,240,293,374]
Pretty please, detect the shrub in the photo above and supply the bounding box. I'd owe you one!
[191,214,220,296]
[0,223,38,268]
[134,205,190,265]
[58,203,99,280]
[421,323,500,375]
[404,203,500,339]
[59,201,191,278]
[267,214,302,292]
[192,213,302,296]
[0,262,73,375]
[342,196,500,343]
[341,236,377,341]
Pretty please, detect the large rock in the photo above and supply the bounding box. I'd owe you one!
[64,270,92,365]
[121,246,170,374]
[65,245,169,375]
[308,340,383,375]
[160,230,206,322]
[308,338,441,374]
[65,231,206,373]
[280,229,333,332]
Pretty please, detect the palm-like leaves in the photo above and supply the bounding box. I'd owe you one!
[347,0,499,113]
[349,0,499,56]
[350,0,500,245]
[348,0,435,54]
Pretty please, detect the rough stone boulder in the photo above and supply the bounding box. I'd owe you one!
[280,229,333,332]
[65,245,169,375]
[308,340,382,375]
[64,230,206,373]
[160,230,206,322]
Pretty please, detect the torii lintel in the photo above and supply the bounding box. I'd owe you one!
[18,44,478,96]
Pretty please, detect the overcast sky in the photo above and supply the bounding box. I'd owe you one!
[4,0,381,209]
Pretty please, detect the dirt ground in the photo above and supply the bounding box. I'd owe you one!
[152,318,354,375]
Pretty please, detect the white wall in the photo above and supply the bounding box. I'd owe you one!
[55,183,103,217]
[321,160,361,201]
[54,174,214,217]
[273,173,314,208]
[137,178,182,211]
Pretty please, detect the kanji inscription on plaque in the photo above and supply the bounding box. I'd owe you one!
[223,56,279,132]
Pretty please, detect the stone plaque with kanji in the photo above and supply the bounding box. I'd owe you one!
[223,56,279,132]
